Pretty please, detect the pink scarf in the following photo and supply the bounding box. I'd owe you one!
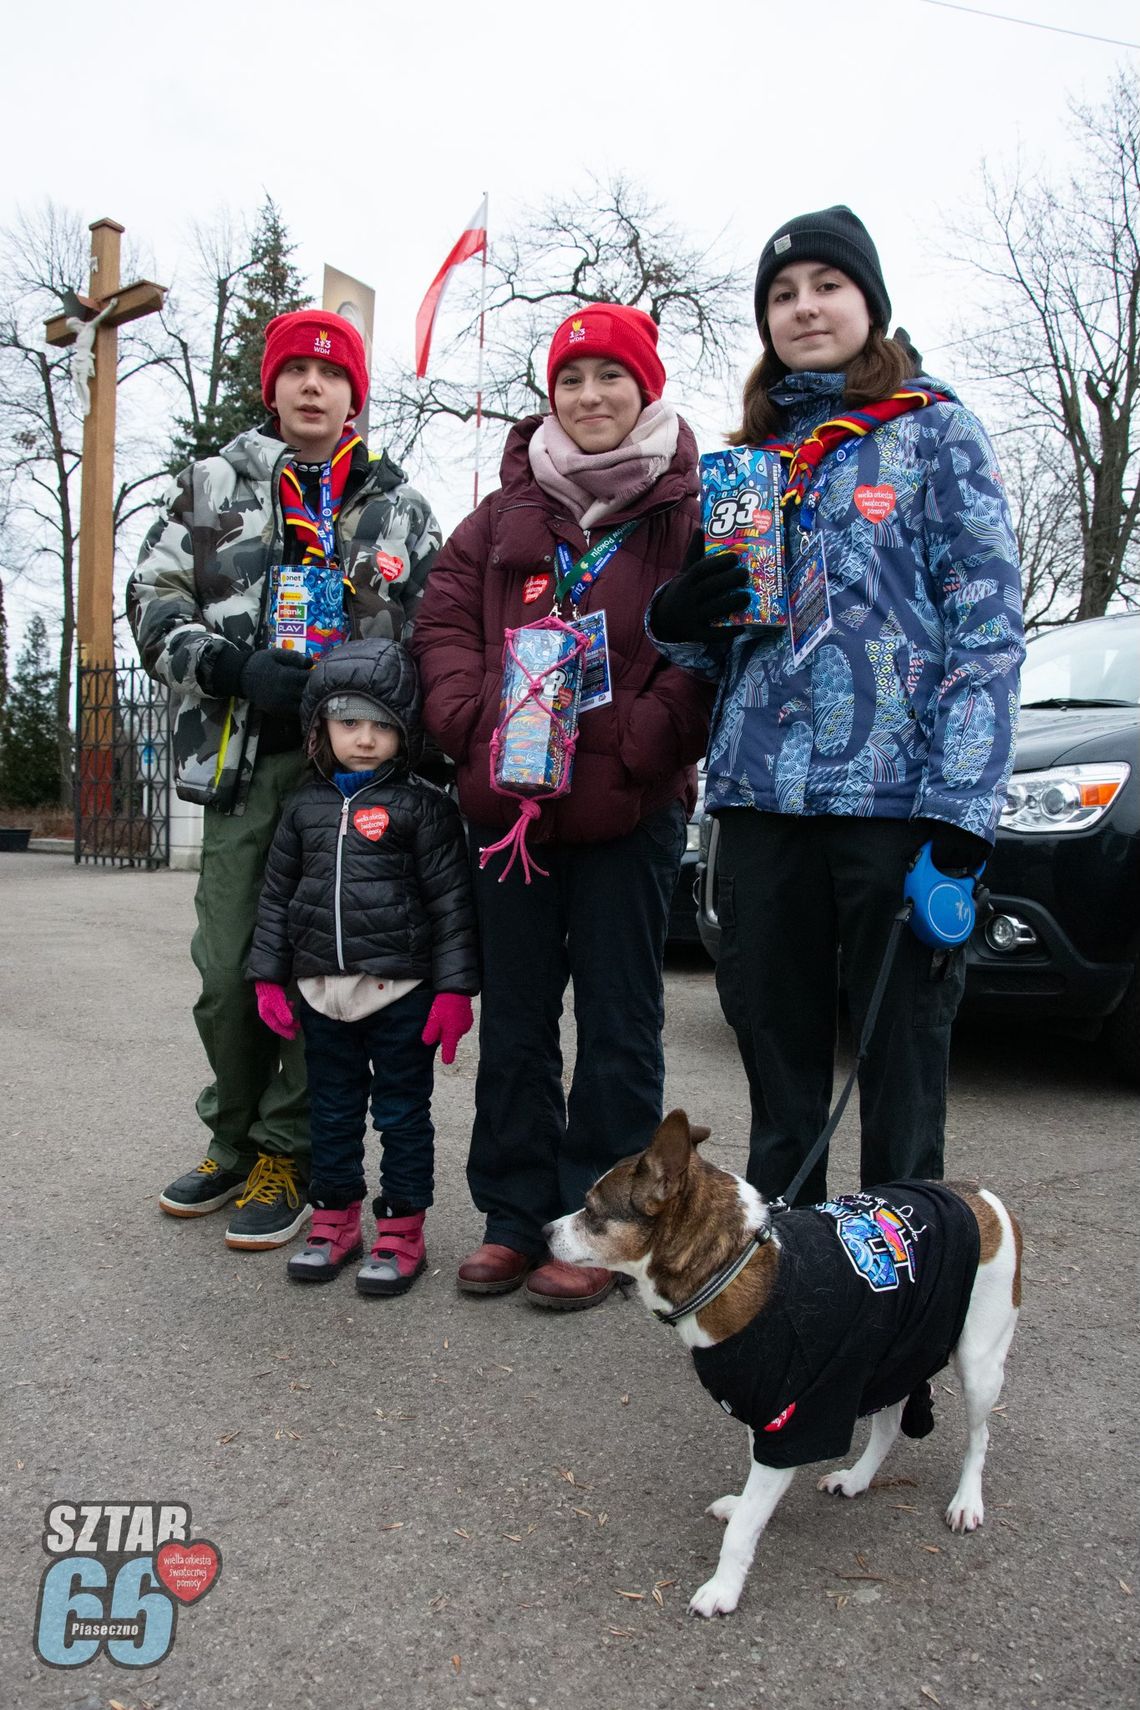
[528,401,679,531]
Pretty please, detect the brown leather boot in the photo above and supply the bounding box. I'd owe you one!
[456,1242,532,1295]
[524,1259,615,1311]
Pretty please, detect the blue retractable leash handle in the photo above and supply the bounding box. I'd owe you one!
[904,841,987,948]
[771,843,987,1214]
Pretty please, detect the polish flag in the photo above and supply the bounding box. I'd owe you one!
[414,197,489,379]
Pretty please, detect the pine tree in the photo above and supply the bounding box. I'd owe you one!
[169,197,312,466]
[0,614,60,807]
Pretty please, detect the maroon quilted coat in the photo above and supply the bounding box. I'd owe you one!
[411,414,711,844]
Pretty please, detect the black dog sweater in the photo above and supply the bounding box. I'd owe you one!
[690,1183,980,1469]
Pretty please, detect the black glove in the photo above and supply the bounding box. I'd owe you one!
[651,530,752,643]
[914,820,990,875]
[238,647,312,716]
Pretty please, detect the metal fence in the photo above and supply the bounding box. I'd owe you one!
[74,661,170,868]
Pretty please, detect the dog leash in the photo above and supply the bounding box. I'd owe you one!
[655,902,913,1329]
[768,901,913,1215]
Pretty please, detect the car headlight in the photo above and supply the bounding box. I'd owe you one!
[1000,763,1130,833]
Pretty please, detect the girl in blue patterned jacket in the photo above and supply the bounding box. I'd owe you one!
[651,205,1024,1204]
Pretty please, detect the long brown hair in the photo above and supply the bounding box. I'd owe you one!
[728,327,917,447]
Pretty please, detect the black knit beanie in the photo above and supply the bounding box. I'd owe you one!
[753,206,891,335]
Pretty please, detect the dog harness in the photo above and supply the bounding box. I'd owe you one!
[689,1183,980,1469]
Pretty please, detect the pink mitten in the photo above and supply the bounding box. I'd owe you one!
[421,993,474,1065]
[256,980,299,1041]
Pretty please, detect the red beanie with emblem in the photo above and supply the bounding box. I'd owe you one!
[546,305,666,404]
[261,310,369,419]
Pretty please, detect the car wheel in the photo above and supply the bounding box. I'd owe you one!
[1102,957,1140,1087]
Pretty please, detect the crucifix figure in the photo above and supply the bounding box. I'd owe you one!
[44,218,166,838]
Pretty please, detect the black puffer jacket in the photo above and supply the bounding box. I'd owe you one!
[247,640,477,993]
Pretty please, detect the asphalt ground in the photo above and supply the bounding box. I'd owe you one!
[2,853,1137,1710]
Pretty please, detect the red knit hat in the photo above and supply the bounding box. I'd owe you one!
[261,310,369,419]
[546,305,666,404]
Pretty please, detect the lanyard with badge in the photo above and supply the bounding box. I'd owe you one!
[782,462,837,669]
[552,522,638,711]
[272,438,360,658]
[765,385,950,668]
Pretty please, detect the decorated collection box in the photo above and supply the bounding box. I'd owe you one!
[699,448,788,629]
[494,624,585,795]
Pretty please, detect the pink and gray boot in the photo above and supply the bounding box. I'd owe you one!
[356,1198,427,1297]
[287,1202,363,1283]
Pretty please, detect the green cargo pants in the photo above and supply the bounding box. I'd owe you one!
[190,749,310,1173]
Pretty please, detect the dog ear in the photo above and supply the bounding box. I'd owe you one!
[690,1124,712,1146]
[631,1110,693,1214]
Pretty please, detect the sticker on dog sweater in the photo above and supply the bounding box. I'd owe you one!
[763,1402,797,1432]
[817,1194,924,1292]
[353,806,390,841]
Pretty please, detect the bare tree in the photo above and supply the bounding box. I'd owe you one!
[376,175,748,472]
[0,203,94,796]
[990,427,1083,632]
[144,209,255,469]
[951,69,1140,621]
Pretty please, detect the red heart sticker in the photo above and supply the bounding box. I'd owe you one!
[854,484,896,523]
[374,551,404,583]
[353,806,390,841]
[754,509,773,532]
[522,574,551,605]
[155,1540,222,1604]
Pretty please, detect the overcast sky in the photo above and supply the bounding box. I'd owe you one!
[2,0,1137,655]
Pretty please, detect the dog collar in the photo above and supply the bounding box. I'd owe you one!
[653,1224,772,1327]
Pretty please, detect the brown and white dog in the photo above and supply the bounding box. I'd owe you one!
[545,1110,1022,1618]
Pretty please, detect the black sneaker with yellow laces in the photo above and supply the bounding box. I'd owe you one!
[159,1159,248,1218]
[224,1155,311,1251]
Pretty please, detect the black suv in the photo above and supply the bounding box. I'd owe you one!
[696,613,1140,1083]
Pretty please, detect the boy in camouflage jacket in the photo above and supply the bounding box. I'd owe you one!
[128,309,442,1250]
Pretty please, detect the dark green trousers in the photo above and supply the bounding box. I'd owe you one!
[190,749,309,1173]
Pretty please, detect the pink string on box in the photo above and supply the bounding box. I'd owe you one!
[480,613,589,883]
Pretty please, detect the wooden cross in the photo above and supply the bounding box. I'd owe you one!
[44,217,166,668]
[44,218,166,848]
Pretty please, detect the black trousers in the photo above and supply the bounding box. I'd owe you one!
[713,811,966,1206]
[466,803,685,1257]
[298,988,436,1211]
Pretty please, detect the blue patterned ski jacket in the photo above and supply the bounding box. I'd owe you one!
[650,372,1025,842]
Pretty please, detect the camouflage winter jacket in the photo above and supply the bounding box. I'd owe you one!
[128,425,441,813]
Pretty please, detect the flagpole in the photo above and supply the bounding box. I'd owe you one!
[473,192,488,509]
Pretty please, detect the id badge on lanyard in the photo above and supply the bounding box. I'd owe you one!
[552,525,636,712]
[786,475,835,669]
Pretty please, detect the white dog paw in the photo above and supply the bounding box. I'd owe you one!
[945,1497,984,1533]
[705,1494,739,1523]
[817,1469,866,1498]
[688,1576,740,1618]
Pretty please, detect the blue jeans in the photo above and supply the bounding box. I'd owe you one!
[298,987,436,1211]
[465,803,686,1257]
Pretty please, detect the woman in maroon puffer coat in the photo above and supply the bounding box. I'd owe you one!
[412,304,710,1310]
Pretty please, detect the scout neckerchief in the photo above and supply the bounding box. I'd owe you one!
[553,520,640,609]
[279,425,362,567]
[763,386,948,534]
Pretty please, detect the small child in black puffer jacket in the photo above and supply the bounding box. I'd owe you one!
[248,637,478,1295]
